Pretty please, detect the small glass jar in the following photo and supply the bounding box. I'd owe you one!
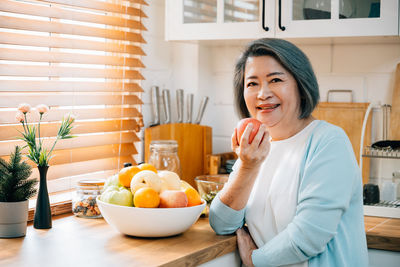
[148,140,181,176]
[72,179,105,218]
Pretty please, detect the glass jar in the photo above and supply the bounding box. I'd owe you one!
[72,179,104,218]
[148,140,181,176]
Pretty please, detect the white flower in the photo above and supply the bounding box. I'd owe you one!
[18,103,31,114]
[36,104,49,114]
[16,112,25,123]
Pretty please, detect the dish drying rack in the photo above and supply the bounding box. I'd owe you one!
[362,146,400,159]
[360,104,400,219]
[364,200,400,219]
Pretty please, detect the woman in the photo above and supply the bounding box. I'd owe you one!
[209,38,368,267]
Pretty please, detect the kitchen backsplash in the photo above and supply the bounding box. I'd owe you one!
[139,1,400,181]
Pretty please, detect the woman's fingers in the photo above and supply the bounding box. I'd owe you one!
[251,124,266,147]
[239,123,253,146]
[236,227,256,267]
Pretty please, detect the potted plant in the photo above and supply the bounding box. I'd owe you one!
[0,146,38,238]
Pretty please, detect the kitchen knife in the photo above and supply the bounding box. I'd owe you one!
[162,89,171,124]
[194,96,209,125]
[176,89,184,123]
[186,93,194,123]
[150,86,160,127]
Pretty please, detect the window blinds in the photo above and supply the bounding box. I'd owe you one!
[0,0,147,193]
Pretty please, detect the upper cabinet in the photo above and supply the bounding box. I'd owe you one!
[165,0,399,41]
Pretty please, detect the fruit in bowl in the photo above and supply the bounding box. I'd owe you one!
[97,196,206,237]
[159,190,188,208]
[100,186,133,207]
[97,163,206,237]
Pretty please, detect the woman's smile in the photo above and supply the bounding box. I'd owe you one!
[256,103,281,113]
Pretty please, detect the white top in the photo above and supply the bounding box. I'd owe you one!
[244,120,319,267]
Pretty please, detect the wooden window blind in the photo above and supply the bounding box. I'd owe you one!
[0,0,147,194]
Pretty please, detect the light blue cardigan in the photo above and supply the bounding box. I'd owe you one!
[209,121,368,267]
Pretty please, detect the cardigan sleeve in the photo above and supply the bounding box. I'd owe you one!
[209,159,246,235]
[251,134,360,266]
[209,193,246,235]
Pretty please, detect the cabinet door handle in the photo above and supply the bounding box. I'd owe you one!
[261,0,269,31]
[278,0,286,31]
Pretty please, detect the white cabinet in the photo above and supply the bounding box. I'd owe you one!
[165,0,274,40]
[278,0,399,38]
[165,0,399,41]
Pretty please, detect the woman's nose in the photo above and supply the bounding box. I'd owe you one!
[257,83,273,100]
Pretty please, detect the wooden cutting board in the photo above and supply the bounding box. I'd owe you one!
[144,123,212,188]
[390,63,400,140]
[312,102,371,185]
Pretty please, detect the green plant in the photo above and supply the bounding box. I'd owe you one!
[0,146,38,202]
[16,103,75,167]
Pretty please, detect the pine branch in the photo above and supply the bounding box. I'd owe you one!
[0,146,38,202]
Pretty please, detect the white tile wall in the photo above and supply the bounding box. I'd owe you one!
[297,44,332,74]
[332,44,400,73]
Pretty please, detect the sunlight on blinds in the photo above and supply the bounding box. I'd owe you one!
[0,0,147,194]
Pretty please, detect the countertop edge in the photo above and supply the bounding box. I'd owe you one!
[160,236,237,267]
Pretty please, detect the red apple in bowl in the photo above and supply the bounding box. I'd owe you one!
[236,118,262,145]
[159,190,188,208]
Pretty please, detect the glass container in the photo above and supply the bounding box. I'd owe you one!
[72,179,104,218]
[195,175,229,216]
[148,140,181,176]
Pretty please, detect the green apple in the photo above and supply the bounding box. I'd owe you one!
[101,186,133,207]
[103,174,122,192]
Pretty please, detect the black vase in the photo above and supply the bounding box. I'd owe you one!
[34,166,52,229]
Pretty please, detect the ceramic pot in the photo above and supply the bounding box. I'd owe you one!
[33,166,52,229]
[0,200,29,238]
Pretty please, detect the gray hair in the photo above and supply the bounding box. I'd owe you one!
[234,38,319,119]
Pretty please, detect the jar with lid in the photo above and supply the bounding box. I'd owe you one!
[72,179,104,218]
[148,140,181,176]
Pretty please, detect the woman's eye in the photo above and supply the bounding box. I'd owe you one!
[247,82,257,87]
[270,78,282,83]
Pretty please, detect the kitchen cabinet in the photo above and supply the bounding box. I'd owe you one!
[165,0,399,41]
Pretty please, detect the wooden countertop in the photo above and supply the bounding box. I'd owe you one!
[0,215,398,267]
[365,216,400,252]
[0,214,236,267]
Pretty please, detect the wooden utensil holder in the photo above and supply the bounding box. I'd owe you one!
[144,123,212,188]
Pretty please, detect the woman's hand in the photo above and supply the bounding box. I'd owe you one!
[236,226,257,267]
[219,123,270,210]
[232,123,270,170]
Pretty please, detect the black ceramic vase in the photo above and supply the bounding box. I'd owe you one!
[34,166,52,229]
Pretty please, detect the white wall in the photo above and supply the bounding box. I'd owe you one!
[141,1,400,182]
[139,1,201,162]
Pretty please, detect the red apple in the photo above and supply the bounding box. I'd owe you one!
[236,118,262,144]
[159,190,188,208]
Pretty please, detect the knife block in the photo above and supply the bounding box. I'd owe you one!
[144,123,212,188]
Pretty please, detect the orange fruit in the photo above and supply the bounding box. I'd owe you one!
[184,187,202,207]
[133,187,160,208]
[118,166,141,188]
[138,163,157,173]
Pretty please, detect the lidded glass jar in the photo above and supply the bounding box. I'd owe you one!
[149,140,181,176]
[72,179,104,218]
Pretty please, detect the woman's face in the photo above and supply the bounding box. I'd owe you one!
[243,55,302,137]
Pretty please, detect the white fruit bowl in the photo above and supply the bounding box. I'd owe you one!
[96,196,206,237]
